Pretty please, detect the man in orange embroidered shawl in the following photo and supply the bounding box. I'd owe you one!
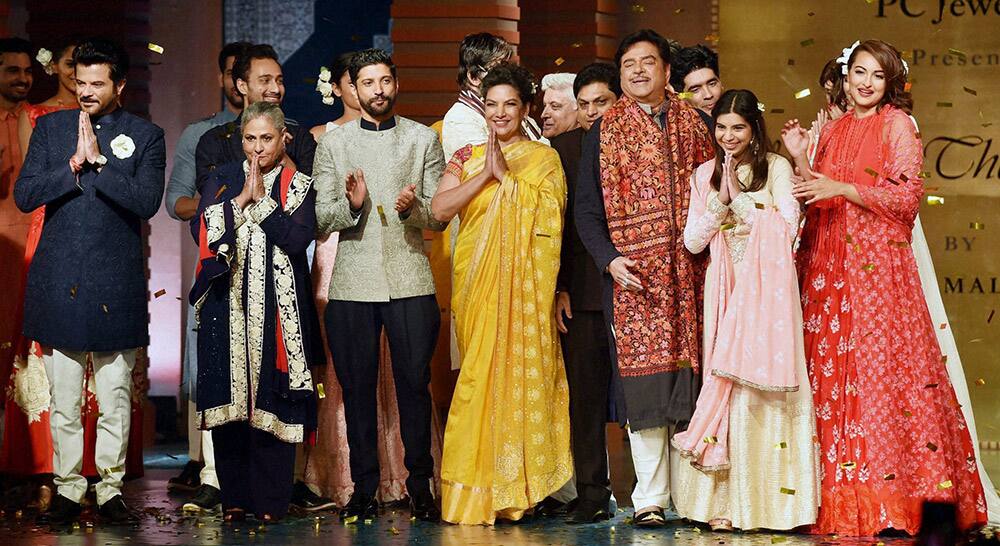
[575,29,713,527]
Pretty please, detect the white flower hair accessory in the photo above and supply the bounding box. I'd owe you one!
[836,41,861,75]
[757,102,766,113]
[110,134,136,160]
[316,66,335,106]
[36,48,55,75]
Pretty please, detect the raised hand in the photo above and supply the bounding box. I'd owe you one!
[249,154,266,202]
[780,119,810,161]
[395,183,416,213]
[345,169,368,210]
[491,129,509,180]
[717,153,732,205]
[725,153,742,200]
[482,129,496,181]
[80,112,101,164]
[70,112,88,173]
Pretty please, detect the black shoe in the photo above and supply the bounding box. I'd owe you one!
[290,481,337,512]
[98,495,139,525]
[339,492,378,524]
[182,484,221,512]
[564,501,611,525]
[167,460,203,492]
[409,489,440,522]
[534,496,568,517]
[38,494,81,525]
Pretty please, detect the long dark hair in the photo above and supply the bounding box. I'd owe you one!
[709,89,769,193]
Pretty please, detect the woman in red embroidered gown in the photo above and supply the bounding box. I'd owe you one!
[783,40,987,536]
[1,40,145,494]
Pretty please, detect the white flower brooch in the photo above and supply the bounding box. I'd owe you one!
[110,134,136,160]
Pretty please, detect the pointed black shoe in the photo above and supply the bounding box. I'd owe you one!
[290,481,337,511]
[409,489,440,522]
[564,501,611,525]
[99,495,139,525]
[534,496,568,517]
[167,460,203,492]
[38,494,81,525]
[182,484,221,512]
[339,492,378,523]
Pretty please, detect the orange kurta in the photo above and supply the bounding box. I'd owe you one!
[0,104,27,388]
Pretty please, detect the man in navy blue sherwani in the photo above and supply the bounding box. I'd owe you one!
[14,39,165,526]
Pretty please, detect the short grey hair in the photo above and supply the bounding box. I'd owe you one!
[241,101,286,133]
[541,72,577,102]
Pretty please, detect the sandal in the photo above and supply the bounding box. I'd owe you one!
[634,508,666,527]
[709,518,734,531]
[223,508,246,523]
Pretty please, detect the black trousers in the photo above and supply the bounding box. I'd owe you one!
[560,310,613,505]
[213,421,296,517]
[325,295,440,498]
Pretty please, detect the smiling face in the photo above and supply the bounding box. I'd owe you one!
[682,67,722,114]
[237,57,284,105]
[0,51,33,104]
[541,86,578,138]
[54,46,77,95]
[714,112,752,159]
[484,83,526,141]
[619,41,668,106]
[353,63,397,120]
[241,115,286,172]
[847,50,886,114]
[576,81,616,131]
[75,63,123,115]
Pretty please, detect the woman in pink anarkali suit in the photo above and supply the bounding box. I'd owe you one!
[784,40,986,536]
[672,90,818,531]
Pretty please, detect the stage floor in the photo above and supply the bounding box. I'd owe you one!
[2,438,996,544]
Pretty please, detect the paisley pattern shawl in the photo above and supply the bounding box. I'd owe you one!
[599,94,714,378]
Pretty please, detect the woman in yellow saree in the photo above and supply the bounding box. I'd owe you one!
[431,63,572,525]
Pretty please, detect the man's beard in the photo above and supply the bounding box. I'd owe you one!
[225,90,244,110]
[360,93,395,118]
[0,85,30,102]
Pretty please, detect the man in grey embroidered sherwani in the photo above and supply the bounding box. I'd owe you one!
[313,49,445,524]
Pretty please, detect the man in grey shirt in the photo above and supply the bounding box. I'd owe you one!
[163,41,249,512]
[313,49,446,523]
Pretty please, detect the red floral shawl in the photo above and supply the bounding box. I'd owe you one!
[599,94,714,378]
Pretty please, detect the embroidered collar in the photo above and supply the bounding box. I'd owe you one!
[359,116,397,131]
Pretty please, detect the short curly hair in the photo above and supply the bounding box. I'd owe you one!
[480,62,536,105]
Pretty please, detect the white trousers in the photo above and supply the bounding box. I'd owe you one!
[44,347,134,505]
[628,424,679,511]
[186,400,219,489]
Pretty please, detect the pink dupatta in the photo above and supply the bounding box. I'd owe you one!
[672,162,802,470]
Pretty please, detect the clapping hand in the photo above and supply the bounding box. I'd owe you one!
[395,183,416,213]
[780,119,810,161]
[791,167,845,205]
[346,168,368,211]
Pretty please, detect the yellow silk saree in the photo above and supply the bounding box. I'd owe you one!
[440,140,572,525]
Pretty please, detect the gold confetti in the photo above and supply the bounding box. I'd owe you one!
[975,378,986,386]
[775,441,788,449]
[925,383,939,389]
[800,38,815,47]
[148,43,164,54]
[937,480,953,490]
[0,341,10,349]
[864,167,879,177]
[772,537,787,544]
[889,241,910,248]
[941,354,948,364]
[674,8,684,14]
[948,47,966,58]
[926,195,944,205]
[703,436,718,444]
[343,515,358,524]
[939,323,947,330]
[970,221,985,230]
[704,33,719,43]
[154,289,166,298]
[919,170,932,179]
[720,223,736,231]
[101,304,109,314]
[554,57,565,66]
[787,59,795,66]
[215,184,228,199]
[317,383,326,399]
[376,205,389,227]
[755,202,765,209]
[839,461,857,469]
[884,473,896,480]
[964,87,978,96]
[862,264,875,272]
[887,177,899,185]
[630,3,646,13]
[903,410,912,418]
[389,527,400,535]
[780,487,796,495]
[846,234,854,244]
[989,310,995,323]
[70,285,78,298]
[927,442,938,452]
[571,42,582,48]
[937,102,953,108]
[677,91,694,100]
[771,108,786,114]
[794,88,811,99]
